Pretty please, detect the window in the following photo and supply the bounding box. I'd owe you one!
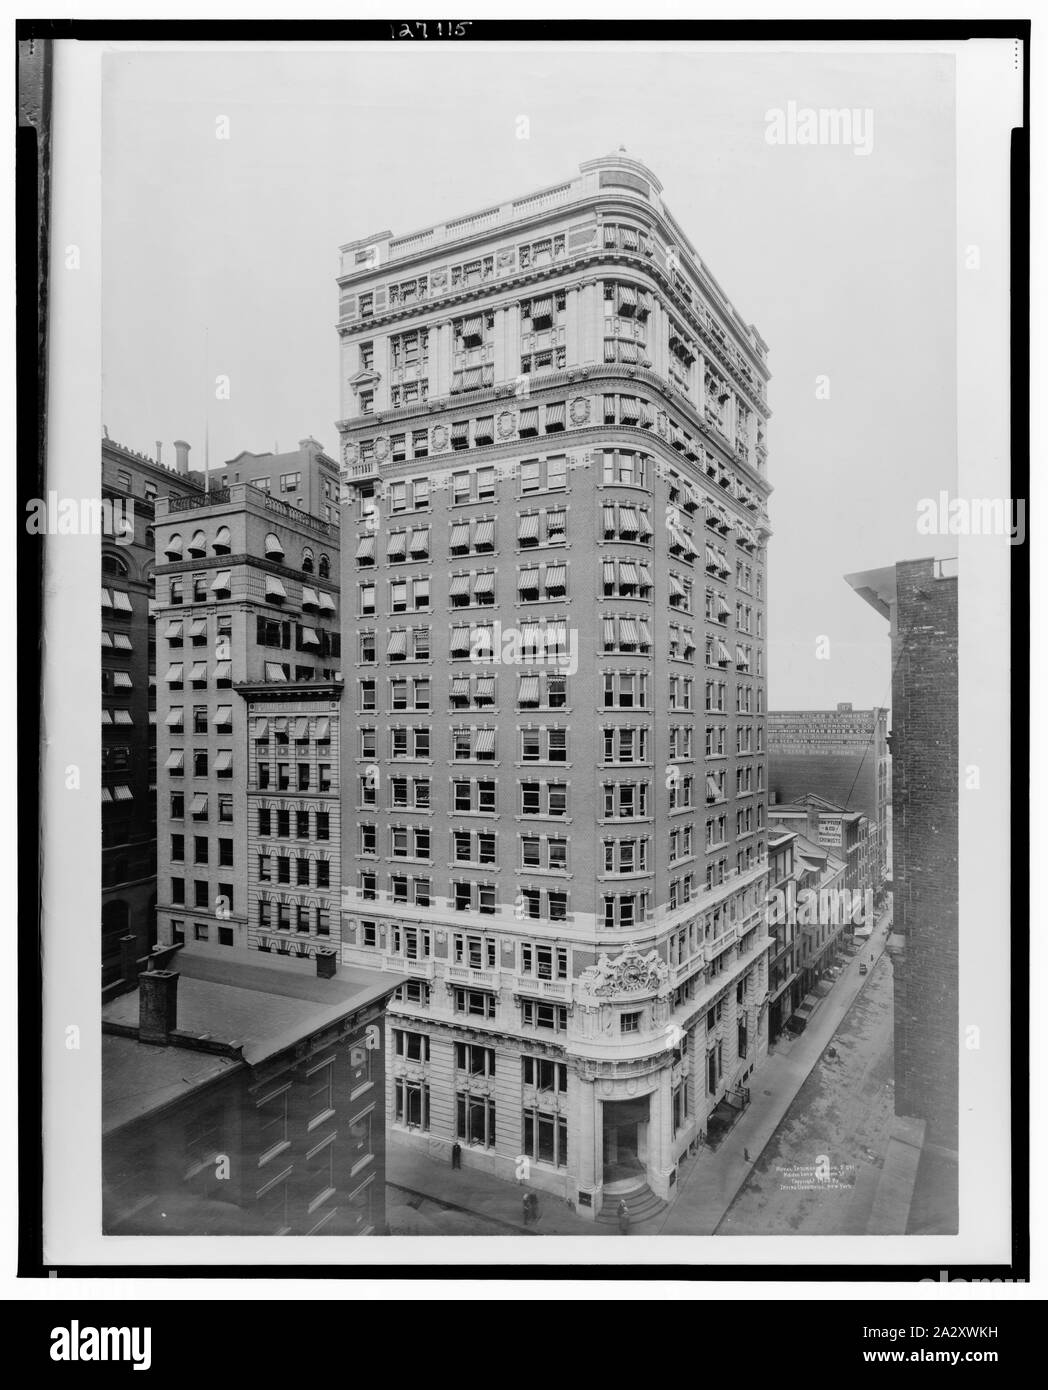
[520,999,568,1032]
[456,1092,496,1149]
[395,1079,430,1131]
[522,1111,568,1169]
[620,1012,641,1033]
[395,1029,430,1062]
[453,987,496,1019]
[455,1042,495,1076]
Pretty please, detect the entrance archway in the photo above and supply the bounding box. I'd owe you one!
[601,1095,650,1186]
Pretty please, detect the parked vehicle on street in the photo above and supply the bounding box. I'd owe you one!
[859,962,868,976]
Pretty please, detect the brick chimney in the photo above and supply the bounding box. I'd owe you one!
[155,440,163,466]
[139,970,179,1045]
[173,439,191,474]
[316,949,337,980]
[119,934,139,986]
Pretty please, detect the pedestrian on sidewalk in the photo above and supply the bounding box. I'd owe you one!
[617,1199,631,1235]
[527,1190,539,1224]
[451,1141,462,1170]
[522,1191,532,1226]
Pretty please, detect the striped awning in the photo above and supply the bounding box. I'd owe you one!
[603,618,616,647]
[190,793,208,815]
[302,586,320,609]
[706,776,722,800]
[165,750,184,770]
[602,505,618,534]
[531,296,553,318]
[449,574,471,597]
[668,573,685,598]
[474,417,494,443]
[474,729,496,754]
[519,407,538,434]
[163,537,183,559]
[638,564,653,588]
[101,708,112,724]
[188,532,206,556]
[736,645,749,665]
[621,226,640,250]
[318,591,335,612]
[101,786,113,803]
[718,597,732,619]
[519,622,541,647]
[166,620,184,640]
[619,341,639,364]
[387,631,407,657]
[518,569,539,594]
[618,507,639,535]
[265,576,288,602]
[214,750,233,773]
[547,620,566,646]
[113,785,134,802]
[265,533,285,557]
[637,620,652,647]
[518,676,540,703]
[451,421,469,444]
[189,662,207,682]
[717,641,732,665]
[463,367,483,388]
[619,619,640,646]
[450,625,471,651]
[214,525,231,552]
[603,561,616,587]
[111,590,133,612]
[545,401,565,429]
[264,662,287,682]
[101,588,112,609]
[450,677,470,698]
[409,528,429,555]
[450,522,471,549]
[300,626,320,647]
[519,514,540,542]
[638,511,652,538]
[473,519,495,548]
[544,565,566,591]
[461,314,484,338]
[210,570,231,594]
[618,284,637,308]
[640,401,654,427]
[165,708,183,727]
[618,562,638,587]
[475,675,495,699]
[165,663,184,683]
[113,710,133,726]
[706,547,719,569]
[252,717,269,736]
[189,618,207,639]
[387,532,406,559]
[101,631,113,648]
[213,660,232,682]
[619,396,640,422]
[294,716,309,739]
[473,572,495,595]
[355,535,375,561]
[315,718,331,741]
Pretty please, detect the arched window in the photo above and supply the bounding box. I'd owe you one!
[187,530,207,557]
[301,547,315,574]
[213,525,231,555]
[102,553,129,578]
[318,553,331,579]
[163,532,183,560]
[264,532,285,560]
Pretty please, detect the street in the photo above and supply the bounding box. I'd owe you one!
[716,945,894,1235]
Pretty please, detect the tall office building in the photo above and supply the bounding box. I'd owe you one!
[101,436,204,990]
[336,153,773,1215]
[152,450,343,962]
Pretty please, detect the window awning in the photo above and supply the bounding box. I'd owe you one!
[163,537,183,559]
[518,569,539,594]
[603,395,618,421]
[101,588,112,609]
[619,340,639,364]
[214,750,233,773]
[188,532,206,556]
[213,660,232,682]
[101,786,113,803]
[264,662,287,682]
[619,619,639,646]
[450,625,470,651]
[718,598,732,620]
[518,675,540,703]
[619,396,640,422]
[544,564,566,590]
[190,793,208,815]
[450,522,471,549]
[409,528,429,555]
[637,620,652,647]
[668,573,685,598]
[706,776,721,800]
[318,591,336,612]
[300,626,320,647]
[531,295,553,318]
[547,620,566,645]
[213,705,233,726]
[252,716,269,737]
[113,785,134,802]
[618,562,638,588]
[387,631,407,657]
[736,645,749,665]
[294,716,310,739]
[637,511,652,538]
[474,729,496,754]
[603,561,617,587]
[113,710,133,726]
[189,662,207,682]
[265,533,285,558]
[519,407,538,434]
[640,401,654,427]
[474,417,494,443]
[387,532,406,559]
[450,677,470,697]
[619,507,639,535]
[101,708,113,724]
[463,367,483,389]
[473,519,495,548]
[619,284,637,308]
[473,572,494,595]
[545,402,565,429]
[449,574,471,597]
[314,717,330,741]
[265,576,288,602]
[301,586,320,609]
[210,570,231,594]
[519,622,541,647]
[112,671,132,689]
[461,314,484,337]
[165,662,184,684]
[189,618,208,639]
[706,547,719,569]
[166,620,184,640]
[112,590,133,613]
[475,675,495,698]
[519,514,540,542]
[638,564,653,588]
[148,711,157,725]
[214,525,231,552]
[165,708,184,727]
[101,631,113,648]
[355,535,375,561]
[716,641,732,665]
[451,421,469,444]
[165,750,184,770]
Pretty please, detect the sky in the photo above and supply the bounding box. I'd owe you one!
[100,42,959,710]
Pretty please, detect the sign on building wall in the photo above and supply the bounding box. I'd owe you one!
[817,816,843,848]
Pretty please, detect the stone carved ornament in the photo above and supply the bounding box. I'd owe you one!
[577,945,669,998]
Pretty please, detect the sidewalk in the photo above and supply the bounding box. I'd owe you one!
[657,907,894,1234]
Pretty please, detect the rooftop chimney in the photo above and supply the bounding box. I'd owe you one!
[173,439,191,474]
[119,934,139,987]
[806,806,822,842]
[316,949,338,980]
[155,441,163,465]
[139,970,179,1045]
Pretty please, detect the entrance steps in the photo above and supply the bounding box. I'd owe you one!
[595,1183,667,1226]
